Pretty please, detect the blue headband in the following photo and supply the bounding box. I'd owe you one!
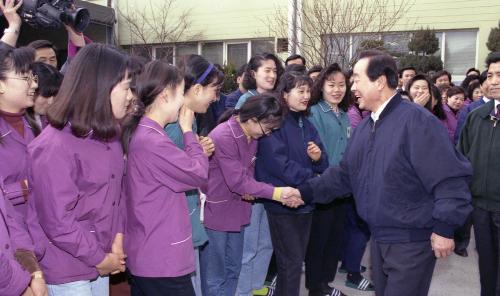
[195,64,214,84]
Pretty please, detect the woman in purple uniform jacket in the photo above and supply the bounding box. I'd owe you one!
[122,60,209,296]
[26,44,132,295]
[200,94,302,296]
[0,47,39,217]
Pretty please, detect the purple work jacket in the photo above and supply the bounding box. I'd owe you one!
[441,103,460,143]
[124,117,208,278]
[204,117,274,232]
[0,182,31,296]
[26,125,124,284]
[0,116,35,216]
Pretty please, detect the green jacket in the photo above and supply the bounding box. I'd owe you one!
[165,122,208,247]
[309,100,351,166]
[457,100,500,212]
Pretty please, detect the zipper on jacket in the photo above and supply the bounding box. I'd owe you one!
[484,119,498,190]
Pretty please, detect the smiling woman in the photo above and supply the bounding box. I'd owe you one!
[0,46,38,215]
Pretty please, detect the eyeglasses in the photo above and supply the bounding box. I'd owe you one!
[257,121,277,136]
[5,73,39,86]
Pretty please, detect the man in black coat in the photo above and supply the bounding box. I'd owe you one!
[289,50,473,296]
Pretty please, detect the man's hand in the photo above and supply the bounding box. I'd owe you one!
[0,0,23,28]
[430,232,454,258]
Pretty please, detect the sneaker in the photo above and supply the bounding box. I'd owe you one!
[338,265,367,274]
[253,287,270,296]
[345,276,374,292]
[309,287,347,296]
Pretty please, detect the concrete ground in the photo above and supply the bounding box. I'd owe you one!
[299,236,481,296]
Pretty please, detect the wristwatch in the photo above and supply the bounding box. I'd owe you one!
[31,271,44,280]
[4,28,19,35]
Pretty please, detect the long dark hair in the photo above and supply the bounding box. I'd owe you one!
[178,54,224,92]
[310,63,350,112]
[430,85,446,120]
[276,71,313,115]
[0,47,39,139]
[218,93,284,129]
[242,52,284,91]
[47,44,130,141]
[121,60,183,154]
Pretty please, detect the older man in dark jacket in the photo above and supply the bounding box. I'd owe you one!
[292,50,473,296]
[458,51,500,296]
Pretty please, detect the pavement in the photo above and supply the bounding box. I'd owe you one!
[299,235,481,296]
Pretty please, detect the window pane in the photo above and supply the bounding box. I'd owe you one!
[383,32,411,58]
[323,34,350,68]
[352,34,378,61]
[251,40,274,55]
[433,32,443,58]
[444,30,477,77]
[131,46,152,59]
[201,42,223,65]
[155,46,174,63]
[227,43,248,68]
[175,43,198,65]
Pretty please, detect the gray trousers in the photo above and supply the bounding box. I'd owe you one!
[371,240,436,296]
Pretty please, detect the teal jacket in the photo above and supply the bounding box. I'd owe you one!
[235,89,259,109]
[309,100,351,166]
[165,122,208,247]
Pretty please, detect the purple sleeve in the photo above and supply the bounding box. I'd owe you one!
[2,181,26,206]
[147,131,209,193]
[31,145,106,267]
[0,252,30,296]
[213,134,274,199]
[5,201,33,251]
[67,35,92,58]
[348,106,363,129]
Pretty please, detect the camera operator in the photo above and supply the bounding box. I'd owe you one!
[0,0,89,71]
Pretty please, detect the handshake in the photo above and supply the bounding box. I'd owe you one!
[242,187,304,208]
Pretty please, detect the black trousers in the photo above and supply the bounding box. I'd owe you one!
[454,213,473,251]
[472,207,500,296]
[305,200,346,290]
[130,273,195,296]
[267,211,312,296]
[371,240,436,296]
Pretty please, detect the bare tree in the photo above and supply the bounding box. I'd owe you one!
[117,0,203,60]
[266,0,414,67]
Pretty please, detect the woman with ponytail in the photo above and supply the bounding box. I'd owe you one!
[122,60,209,296]
[200,94,303,296]
[163,54,223,296]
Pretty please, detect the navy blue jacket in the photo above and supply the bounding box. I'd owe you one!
[454,98,487,144]
[225,89,244,109]
[256,111,329,214]
[299,94,472,242]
